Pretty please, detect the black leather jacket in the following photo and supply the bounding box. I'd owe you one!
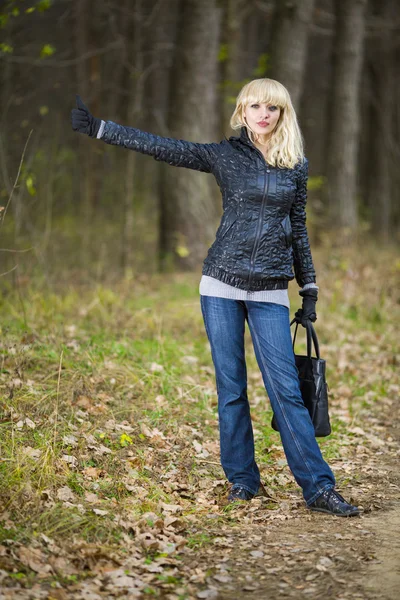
[99,120,316,291]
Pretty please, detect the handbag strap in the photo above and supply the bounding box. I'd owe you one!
[290,318,320,359]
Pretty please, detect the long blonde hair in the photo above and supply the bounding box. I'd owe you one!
[229,78,305,169]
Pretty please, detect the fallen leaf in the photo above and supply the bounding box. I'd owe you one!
[250,550,264,558]
[93,508,109,516]
[19,546,52,576]
[197,589,219,599]
[62,454,78,467]
[56,486,75,502]
[159,502,183,514]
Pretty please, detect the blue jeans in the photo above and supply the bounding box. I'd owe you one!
[200,295,336,505]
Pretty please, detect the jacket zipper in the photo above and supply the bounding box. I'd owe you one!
[247,169,270,291]
[240,136,272,292]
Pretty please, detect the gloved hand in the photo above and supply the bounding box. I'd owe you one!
[294,287,318,327]
[71,95,101,138]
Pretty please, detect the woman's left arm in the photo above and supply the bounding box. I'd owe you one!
[290,157,317,289]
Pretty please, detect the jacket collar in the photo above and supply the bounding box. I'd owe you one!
[239,126,252,145]
[227,126,256,151]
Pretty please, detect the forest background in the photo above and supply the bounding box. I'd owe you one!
[1,2,400,600]
[1,0,399,282]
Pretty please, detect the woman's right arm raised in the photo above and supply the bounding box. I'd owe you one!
[71,95,221,174]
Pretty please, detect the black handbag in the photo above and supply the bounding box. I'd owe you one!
[271,318,331,437]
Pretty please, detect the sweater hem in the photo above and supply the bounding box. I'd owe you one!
[202,264,290,291]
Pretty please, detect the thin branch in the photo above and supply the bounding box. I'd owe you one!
[53,349,64,454]
[0,40,124,68]
[15,268,27,328]
[0,247,34,253]
[0,130,13,195]
[0,265,17,277]
[0,129,33,228]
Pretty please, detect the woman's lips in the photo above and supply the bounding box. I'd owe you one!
[257,122,269,127]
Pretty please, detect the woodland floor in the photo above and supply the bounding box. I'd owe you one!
[0,241,399,600]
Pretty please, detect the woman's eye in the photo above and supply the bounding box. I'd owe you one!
[251,104,278,110]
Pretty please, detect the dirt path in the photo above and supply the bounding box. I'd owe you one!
[182,466,400,600]
[183,414,400,600]
[357,496,400,599]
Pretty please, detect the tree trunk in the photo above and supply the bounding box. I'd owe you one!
[75,0,100,267]
[365,0,397,241]
[221,0,246,138]
[103,0,131,201]
[106,0,130,122]
[146,0,181,274]
[269,0,316,112]
[300,3,334,179]
[121,0,144,275]
[325,0,367,234]
[159,0,222,272]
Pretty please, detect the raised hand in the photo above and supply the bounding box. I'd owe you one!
[70,95,101,138]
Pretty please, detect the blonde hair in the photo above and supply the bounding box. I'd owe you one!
[229,78,305,169]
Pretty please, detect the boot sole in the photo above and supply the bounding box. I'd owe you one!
[308,506,360,517]
[227,496,254,502]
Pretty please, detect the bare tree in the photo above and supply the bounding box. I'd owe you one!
[220,0,247,138]
[365,0,397,241]
[148,0,181,272]
[159,0,222,271]
[120,0,144,273]
[75,0,102,263]
[269,0,316,111]
[325,0,367,233]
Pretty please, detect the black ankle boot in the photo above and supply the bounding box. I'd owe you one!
[308,488,360,517]
[227,485,255,502]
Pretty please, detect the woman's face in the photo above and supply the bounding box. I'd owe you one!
[243,101,281,138]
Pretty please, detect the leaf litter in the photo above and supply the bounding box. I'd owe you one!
[0,245,399,599]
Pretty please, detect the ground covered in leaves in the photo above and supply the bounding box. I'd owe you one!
[1,242,399,599]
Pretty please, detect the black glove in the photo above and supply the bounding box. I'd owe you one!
[71,95,101,138]
[294,287,318,328]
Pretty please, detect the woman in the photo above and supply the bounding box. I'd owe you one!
[71,78,359,517]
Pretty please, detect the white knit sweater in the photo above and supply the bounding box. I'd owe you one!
[199,275,318,309]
